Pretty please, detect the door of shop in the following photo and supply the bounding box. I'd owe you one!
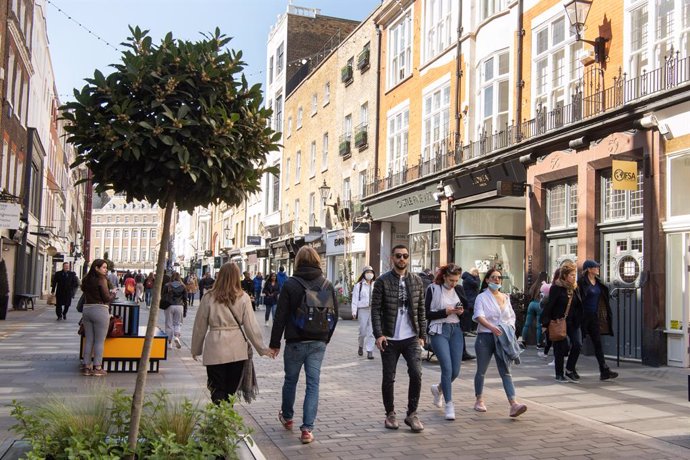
[601,231,644,361]
[546,236,578,277]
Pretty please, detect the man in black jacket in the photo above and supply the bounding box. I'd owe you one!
[270,246,338,445]
[241,271,256,311]
[371,244,427,433]
[51,262,79,320]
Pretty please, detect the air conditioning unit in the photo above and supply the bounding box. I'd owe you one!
[577,48,595,66]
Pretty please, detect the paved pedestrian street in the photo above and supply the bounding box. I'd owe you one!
[1,299,689,459]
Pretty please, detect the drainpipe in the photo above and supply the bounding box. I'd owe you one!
[368,23,384,273]
[449,2,464,264]
[516,0,525,140]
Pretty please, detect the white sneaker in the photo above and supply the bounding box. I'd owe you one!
[537,350,547,359]
[430,384,443,408]
[444,402,455,420]
[173,337,182,349]
[547,360,555,366]
[264,321,269,327]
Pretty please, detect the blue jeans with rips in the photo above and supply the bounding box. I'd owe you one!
[474,332,516,401]
[281,341,327,432]
[429,322,464,403]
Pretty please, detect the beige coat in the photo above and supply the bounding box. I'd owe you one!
[191,291,269,365]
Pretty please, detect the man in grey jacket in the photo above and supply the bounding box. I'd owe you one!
[371,244,427,433]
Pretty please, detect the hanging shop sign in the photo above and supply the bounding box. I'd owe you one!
[246,235,262,245]
[418,209,442,224]
[612,160,638,191]
[0,203,21,229]
[326,230,367,255]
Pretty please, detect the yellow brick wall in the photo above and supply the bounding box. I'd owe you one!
[665,134,690,153]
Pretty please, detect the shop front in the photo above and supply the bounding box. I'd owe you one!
[325,229,368,290]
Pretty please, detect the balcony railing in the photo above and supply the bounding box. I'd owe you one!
[364,54,690,198]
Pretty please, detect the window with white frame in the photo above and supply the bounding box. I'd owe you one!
[308,192,316,226]
[358,170,367,196]
[532,16,582,114]
[668,152,690,217]
[480,0,508,21]
[275,94,283,133]
[105,230,112,238]
[276,42,284,75]
[630,2,649,77]
[285,157,291,187]
[141,230,147,238]
[601,169,643,222]
[295,151,301,183]
[322,132,329,170]
[287,117,292,137]
[424,0,452,61]
[387,106,409,174]
[151,230,157,238]
[309,141,316,177]
[114,229,120,238]
[344,114,352,139]
[422,81,450,162]
[388,10,413,88]
[324,82,330,105]
[342,177,351,207]
[294,199,300,231]
[478,52,509,136]
[546,180,578,229]
[269,56,274,84]
[297,106,303,129]
[123,229,129,238]
[311,93,318,115]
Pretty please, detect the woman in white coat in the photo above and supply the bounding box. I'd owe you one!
[191,262,275,404]
[351,266,376,359]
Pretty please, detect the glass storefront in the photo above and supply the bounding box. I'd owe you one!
[410,230,440,274]
[454,207,525,292]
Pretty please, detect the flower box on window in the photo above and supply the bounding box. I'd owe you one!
[357,49,370,71]
[355,130,367,148]
[341,65,353,84]
[339,140,351,157]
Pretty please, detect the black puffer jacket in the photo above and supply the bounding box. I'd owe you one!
[541,281,582,328]
[269,264,338,349]
[371,270,427,341]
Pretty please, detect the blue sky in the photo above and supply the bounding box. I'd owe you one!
[46,0,382,102]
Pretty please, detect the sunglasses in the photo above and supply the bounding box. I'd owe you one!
[393,253,409,260]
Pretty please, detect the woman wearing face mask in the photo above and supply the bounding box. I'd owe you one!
[425,264,467,421]
[352,266,377,359]
[472,268,527,418]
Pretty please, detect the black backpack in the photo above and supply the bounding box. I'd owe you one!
[160,282,181,310]
[292,276,336,339]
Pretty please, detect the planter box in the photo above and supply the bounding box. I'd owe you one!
[341,65,353,84]
[357,50,370,71]
[354,130,367,148]
[338,302,353,320]
[339,140,351,157]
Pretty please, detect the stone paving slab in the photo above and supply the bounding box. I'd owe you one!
[0,298,689,459]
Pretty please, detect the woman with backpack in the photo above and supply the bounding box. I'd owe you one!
[269,246,338,445]
[144,273,155,307]
[162,272,188,349]
[124,276,136,301]
[351,265,376,359]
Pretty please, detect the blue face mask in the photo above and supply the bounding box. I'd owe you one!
[488,282,501,291]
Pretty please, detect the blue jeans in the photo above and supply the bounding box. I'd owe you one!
[430,322,463,403]
[474,332,516,401]
[521,300,543,344]
[281,341,327,431]
[144,288,152,306]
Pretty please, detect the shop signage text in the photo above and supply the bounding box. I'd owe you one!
[326,230,366,255]
[612,160,638,191]
[246,235,262,245]
[396,190,434,211]
[0,203,21,229]
[418,209,442,224]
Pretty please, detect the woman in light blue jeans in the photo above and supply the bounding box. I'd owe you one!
[80,259,112,377]
[425,264,467,421]
[472,268,527,418]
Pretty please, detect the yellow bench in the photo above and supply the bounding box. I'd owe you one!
[80,326,168,372]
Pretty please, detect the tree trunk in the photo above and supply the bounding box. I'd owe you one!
[126,194,175,457]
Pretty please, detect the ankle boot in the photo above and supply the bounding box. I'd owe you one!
[600,367,619,380]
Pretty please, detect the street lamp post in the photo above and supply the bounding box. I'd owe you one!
[319,180,354,302]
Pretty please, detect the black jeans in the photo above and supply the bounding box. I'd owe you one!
[554,323,582,377]
[55,301,70,318]
[581,312,608,372]
[380,336,422,416]
[206,360,245,405]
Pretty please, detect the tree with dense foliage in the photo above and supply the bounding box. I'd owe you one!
[62,26,278,456]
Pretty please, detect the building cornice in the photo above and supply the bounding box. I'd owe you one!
[9,20,34,76]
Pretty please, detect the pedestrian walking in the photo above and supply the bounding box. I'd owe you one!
[519,271,548,349]
[263,273,279,326]
[162,272,188,349]
[426,263,467,421]
[276,265,288,292]
[371,244,427,433]
[107,269,119,293]
[124,276,136,301]
[134,270,145,302]
[192,263,274,404]
[472,268,527,417]
[253,272,264,308]
[352,265,376,359]
[537,282,553,360]
[144,273,155,307]
[578,260,618,381]
[270,246,338,444]
[80,259,113,377]
[199,272,215,298]
[51,262,79,321]
[542,262,583,383]
[185,273,199,307]
[241,271,256,311]
[461,267,480,335]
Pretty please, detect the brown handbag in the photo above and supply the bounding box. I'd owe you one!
[548,292,573,341]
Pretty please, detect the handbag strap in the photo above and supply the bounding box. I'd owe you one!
[564,290,574,318]
[228,301,249,343]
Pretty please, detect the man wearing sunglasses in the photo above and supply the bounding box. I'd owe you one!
[371,244,427,433]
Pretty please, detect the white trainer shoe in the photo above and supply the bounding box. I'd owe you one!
[445,402,455,420]
[173,337,182,349]
[430,384,443,408]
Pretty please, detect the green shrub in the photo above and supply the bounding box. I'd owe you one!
[11,388,251,459]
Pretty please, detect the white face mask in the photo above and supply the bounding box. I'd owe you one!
[364,273,374,281]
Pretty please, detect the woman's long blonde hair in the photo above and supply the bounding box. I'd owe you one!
[209,263,243,306]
